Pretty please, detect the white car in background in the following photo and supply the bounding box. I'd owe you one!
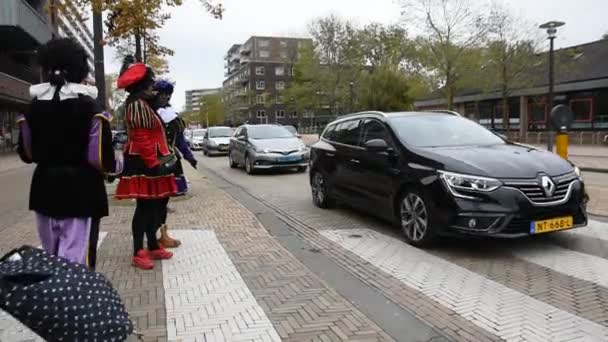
[189,129,206,150]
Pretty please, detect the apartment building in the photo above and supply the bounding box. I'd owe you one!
[185,88,221,112]
[0,0,53,152]
[222,36,312,125]
[56,0,95,77]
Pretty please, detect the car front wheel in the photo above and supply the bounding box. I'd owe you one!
[245,155,255,174]
[228,152,237,168]
[399,190,436,247]
[311,171,334,208]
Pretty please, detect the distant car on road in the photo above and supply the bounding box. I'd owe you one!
[309,111,588,247]
[189,129,206,150]
[203,126,234,156]
[228,124,309,174]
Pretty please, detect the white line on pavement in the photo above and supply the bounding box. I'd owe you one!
[567,220,608,241]
[161,230,281,342]
[321,229,608,342]
[511,242,608,288]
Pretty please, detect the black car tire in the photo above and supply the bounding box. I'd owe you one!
[245,155,255,175]
[311,171,334,208]
[228,152,237,168]
[398,188,437,247]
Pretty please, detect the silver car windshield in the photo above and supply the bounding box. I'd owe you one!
[248,126,294,139]
[209,128,234,138]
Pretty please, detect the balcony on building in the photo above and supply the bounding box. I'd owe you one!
[0,0,53,50]
[240,57,250,65]
[240,44,252,55]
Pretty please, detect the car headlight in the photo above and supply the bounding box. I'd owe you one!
[573,165,583,181]
[298,145,307,152]
[439,171,502,198]
[253,146,269,154]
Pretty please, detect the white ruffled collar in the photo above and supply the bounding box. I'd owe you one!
[30,83,98,101]
[157,106,179,123]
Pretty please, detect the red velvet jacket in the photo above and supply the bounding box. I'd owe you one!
[124,99,171,168]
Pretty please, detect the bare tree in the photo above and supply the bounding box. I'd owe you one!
[400,0,489,109]
[484,3,541,130]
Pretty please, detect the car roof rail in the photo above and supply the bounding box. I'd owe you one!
[427,109,462,116]
[337,111,387,120]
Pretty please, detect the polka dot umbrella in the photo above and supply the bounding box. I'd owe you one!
[0,246,134,341]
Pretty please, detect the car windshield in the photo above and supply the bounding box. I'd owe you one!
[248,126,294,139]
[209,127,234,138]
[193,130,206,137]
[284,126,297,134]
[390,114,505,148]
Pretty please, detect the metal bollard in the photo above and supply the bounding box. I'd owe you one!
[555,129,568,160]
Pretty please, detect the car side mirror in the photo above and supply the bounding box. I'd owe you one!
[363,139,389,152]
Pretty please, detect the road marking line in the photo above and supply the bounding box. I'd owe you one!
[321,229,608,342]
[162,230,281,342]
[567,220,608,241]
[511,242,608,288]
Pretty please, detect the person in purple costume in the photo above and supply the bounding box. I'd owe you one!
[17,38,118,265]
[153,80,198,248]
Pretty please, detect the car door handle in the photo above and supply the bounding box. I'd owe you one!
[350,158,360,164]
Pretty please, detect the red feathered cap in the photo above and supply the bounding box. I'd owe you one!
[117,63,147,89]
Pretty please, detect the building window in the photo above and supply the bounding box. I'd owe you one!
[276,110,285,119]
[256,94,265,104]
[570,98,593,122]
[290,111,298,118]
[280,51,287,59]
[255,66,265,75]
[528,97,547,124]
[256,81,265,90]
[259,50,270,58]
[280,41,288,48]
[276,81,285,90]
[276,95,284,104]
[257,110,267,118]
[275,66,285,76]
[259,39,270,48]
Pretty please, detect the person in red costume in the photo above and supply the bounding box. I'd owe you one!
[115,56,177,270]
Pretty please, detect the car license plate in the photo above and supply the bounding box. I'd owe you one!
[278,155,300,162]
[219,145,228,151]
[530,216,573,234]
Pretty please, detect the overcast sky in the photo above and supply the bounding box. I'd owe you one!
[102,0,608,111]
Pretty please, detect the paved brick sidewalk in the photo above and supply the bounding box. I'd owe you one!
[0,167,398,341]
[0,153,25,174]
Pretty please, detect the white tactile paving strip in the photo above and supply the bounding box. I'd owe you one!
[162,230,281,342]
[321,228,608,342]
[0,232,108,342]
[512,242,608,289]
[569,220,608,241]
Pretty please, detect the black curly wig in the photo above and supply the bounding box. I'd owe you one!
[37,38,89,85]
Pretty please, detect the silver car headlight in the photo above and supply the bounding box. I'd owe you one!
[439,171,502,198]
[298,144,307,152]
[573,165,583,181]
[253,146,269,154]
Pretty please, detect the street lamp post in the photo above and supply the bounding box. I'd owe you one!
[539,20,565,152]
[349,81,354,113]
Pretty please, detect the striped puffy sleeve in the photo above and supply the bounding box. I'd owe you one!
[125,99,157,129]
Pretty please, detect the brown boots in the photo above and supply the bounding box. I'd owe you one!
[158,224,181,248]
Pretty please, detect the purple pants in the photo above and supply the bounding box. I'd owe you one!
[35,213,91,265]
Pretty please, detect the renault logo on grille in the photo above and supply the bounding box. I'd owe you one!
[541,176,556,197]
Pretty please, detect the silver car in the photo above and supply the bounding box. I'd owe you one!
[228,124,309,174]
[189,129,206,150]
[203,126,234,156]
